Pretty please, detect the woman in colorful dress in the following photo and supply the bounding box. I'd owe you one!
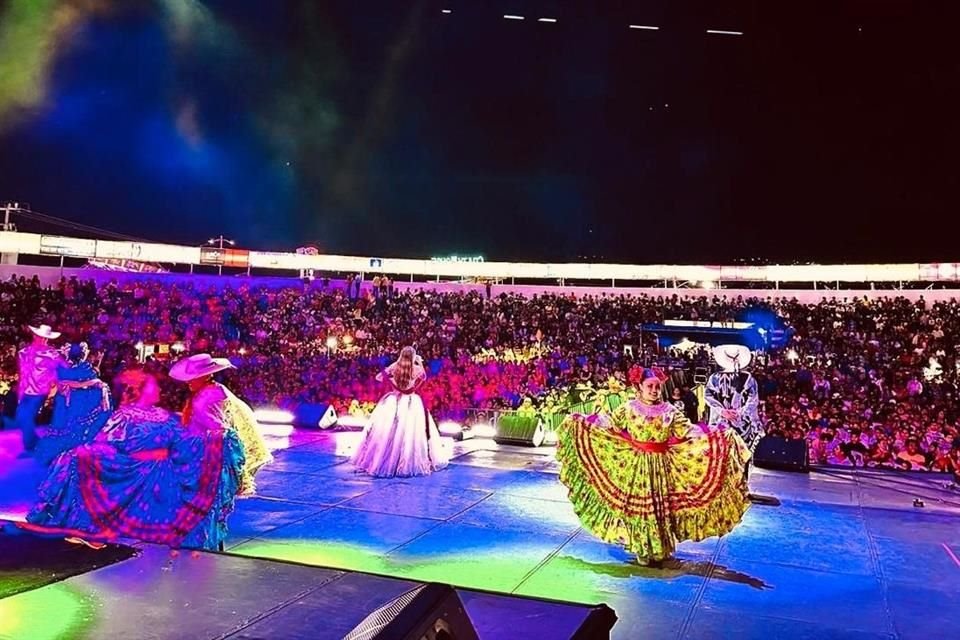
[34,343,112,466]
[171,354,272,495]
[351,346,449,477]
[556,366,751,566]
[24,369,245,551]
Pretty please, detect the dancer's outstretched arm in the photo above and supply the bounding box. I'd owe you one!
[670,409,696,439]
[375,363,397,383]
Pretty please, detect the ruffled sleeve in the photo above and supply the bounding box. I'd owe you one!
[101,407,179,453]
[186,384,230,434]
[221,388,272,494]
[668,405,695,439]
[412,364,427,386]
[610,403,629,429]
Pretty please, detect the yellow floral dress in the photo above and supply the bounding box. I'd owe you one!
[186,383,273,495]
[557,399,750,562]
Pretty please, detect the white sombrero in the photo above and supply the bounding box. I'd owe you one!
[29,324,61,340]
[713,344,752,371]
[169,353,235,382]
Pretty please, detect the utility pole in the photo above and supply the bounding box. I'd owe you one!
[1,202,20,265]
[210,235,231,250]
[1,202,15,230]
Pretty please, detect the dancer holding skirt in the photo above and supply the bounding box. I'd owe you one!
[557,366,751,566]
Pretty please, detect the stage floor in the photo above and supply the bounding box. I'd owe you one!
[2,428,960,639]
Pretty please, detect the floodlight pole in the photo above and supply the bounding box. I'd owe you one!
[208,235,233,276]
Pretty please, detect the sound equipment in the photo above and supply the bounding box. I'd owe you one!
[344,583,478,640]
[568,603,618,639]
[753,435,809,472]
[3,525,621,640]
[293,403,339,429]
[344,582,618,640]
[494,415,545,447]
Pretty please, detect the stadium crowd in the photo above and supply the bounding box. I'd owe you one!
[2,273,959,478]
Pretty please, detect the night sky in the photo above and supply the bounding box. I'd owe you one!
[0,0,957,263]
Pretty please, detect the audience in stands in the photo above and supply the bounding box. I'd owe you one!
[2,273,960,479]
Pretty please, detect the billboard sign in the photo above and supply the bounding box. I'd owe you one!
[39,235,97,258]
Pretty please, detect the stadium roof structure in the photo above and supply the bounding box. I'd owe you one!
[2,230,959,285]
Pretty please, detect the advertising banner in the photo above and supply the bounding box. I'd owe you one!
[93,241,143,260]
[199,246,225,265]
[39,235,97,258]
[222,248,250,267]
[200,246,250,267]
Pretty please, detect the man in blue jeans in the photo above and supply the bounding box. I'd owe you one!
[15,324,63,454]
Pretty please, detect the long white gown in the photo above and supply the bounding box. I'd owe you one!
[350,364,450,477]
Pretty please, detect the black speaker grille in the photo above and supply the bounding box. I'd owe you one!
[343,584,428,640]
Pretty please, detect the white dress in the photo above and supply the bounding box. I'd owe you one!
[351,364,450,477]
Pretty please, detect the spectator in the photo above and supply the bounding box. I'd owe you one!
[1,274,959,476]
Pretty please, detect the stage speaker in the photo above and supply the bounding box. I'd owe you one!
[344,583,478,640]
[494,415,545,447]
[293,403,339,429]
[753,435,809,473]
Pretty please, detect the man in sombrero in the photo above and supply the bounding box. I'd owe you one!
[705,344,779,505]
[15,325,64,454]
[170,354,272,495]
[705,344,763,452]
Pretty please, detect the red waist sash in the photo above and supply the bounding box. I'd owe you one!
[618,431,689,453]
[129,449,169,462]
[391,383,417,395]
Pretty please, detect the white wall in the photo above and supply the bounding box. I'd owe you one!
[3,264,958,302]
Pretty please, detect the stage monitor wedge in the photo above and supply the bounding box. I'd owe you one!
[293,402,339,429]
[344,582,618,640]
[344,583,478,640]
[494,415,545,447]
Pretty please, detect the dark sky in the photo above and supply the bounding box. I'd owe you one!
[0,0,958,263]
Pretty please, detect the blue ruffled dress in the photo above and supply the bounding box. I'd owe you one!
[33,362,111,466]
[25,405,245,551]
